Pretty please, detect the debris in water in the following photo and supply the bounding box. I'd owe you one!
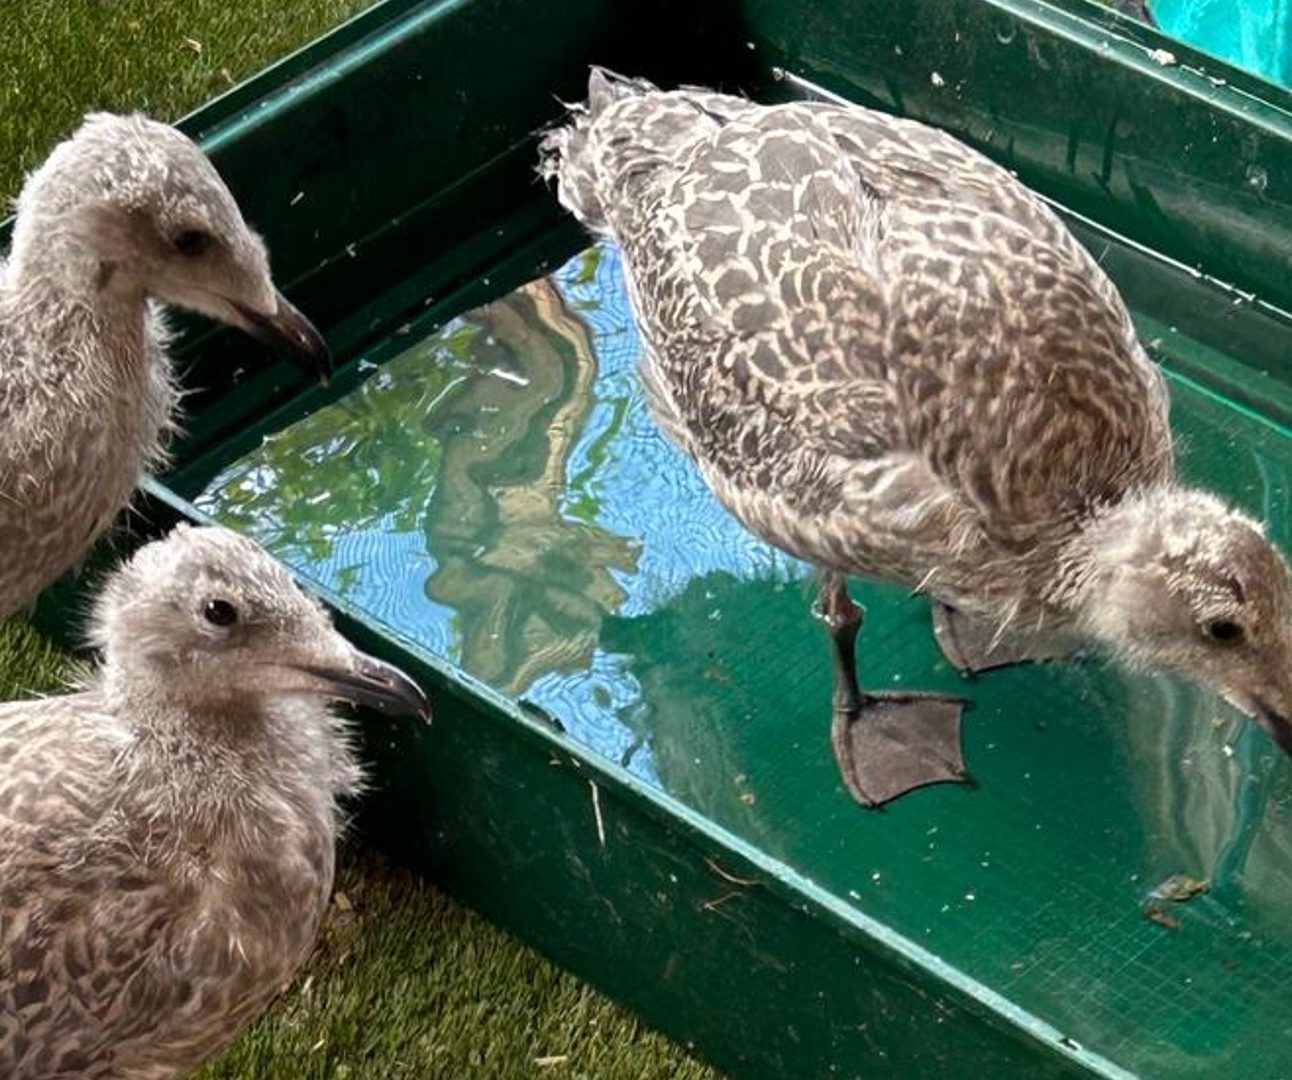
[518,698,565,734]
[1150,873,1209,902]
[1149,47,1177,66]
[487,366,530,387]
[1143,903,1180,931]
[704,856,759,887]
[930,71,946,87]
[701,660,730,684]
[590,780,606,848]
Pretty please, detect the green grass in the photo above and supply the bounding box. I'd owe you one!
[0,4,720,1077]
[196,854,718,1080]
[0,1,377,197]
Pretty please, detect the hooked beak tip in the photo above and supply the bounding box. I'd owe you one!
[1251,696,1292,758]
[304,651,430,723]
[235,289,331,383]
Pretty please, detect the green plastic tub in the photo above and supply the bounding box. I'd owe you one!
[23,1,1292,1076]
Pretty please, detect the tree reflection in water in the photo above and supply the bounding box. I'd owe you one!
[199,243,803,785]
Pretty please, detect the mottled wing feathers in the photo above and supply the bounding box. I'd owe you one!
[546,73,1173,553]
[0,696,134,1078]
[0,867,286,1079]
[0,696,316,1079]
[0,697,117,862]
[540,68,744,235]
[615,105,903,469]
[877,203,1171,539]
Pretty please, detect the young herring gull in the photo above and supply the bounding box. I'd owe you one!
[541,69,1292,806]
[0,524,428,1078]
[0,114,329,622]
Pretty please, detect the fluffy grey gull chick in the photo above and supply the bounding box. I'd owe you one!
[541,69,1292,806]
[0,113,329,622]
[0,524,427,1079]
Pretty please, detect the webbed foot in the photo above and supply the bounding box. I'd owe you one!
[816,572,971,808]
[831,692,968,807]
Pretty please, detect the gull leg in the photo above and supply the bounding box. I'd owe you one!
[816,573,969,808]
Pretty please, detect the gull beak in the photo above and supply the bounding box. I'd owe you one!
[1252,695,1292,757]
[234,288,332,383]
[1226,670,1292,758]
[301,648,430,722]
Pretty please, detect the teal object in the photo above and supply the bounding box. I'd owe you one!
[18,0,1292,1074]
[1152,0,1292,87]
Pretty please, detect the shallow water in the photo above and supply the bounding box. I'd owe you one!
[201,245,807,775]
[197,240,1292,1074]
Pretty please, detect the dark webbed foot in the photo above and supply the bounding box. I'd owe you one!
[816,573,970,808]
[831,693,968,808]
[933,603,1082,675]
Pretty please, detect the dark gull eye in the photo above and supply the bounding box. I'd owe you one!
[1204,619,1243,643]
[203,599,238,627]
[173,229,213,257]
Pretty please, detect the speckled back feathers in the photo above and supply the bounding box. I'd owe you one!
[542,70,1174,612]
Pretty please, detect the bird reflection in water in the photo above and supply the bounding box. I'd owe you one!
[202,248,640,700]
[1119,444,1292,947]
[201,243,801,786]
[419,264,640,694]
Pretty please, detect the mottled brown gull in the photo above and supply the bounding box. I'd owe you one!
[0,524,427,1079]
[541,69,1292,806]
[0,113,329,622]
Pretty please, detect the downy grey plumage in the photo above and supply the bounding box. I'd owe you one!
[0,525,427,1079]
[0,114,329,622]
